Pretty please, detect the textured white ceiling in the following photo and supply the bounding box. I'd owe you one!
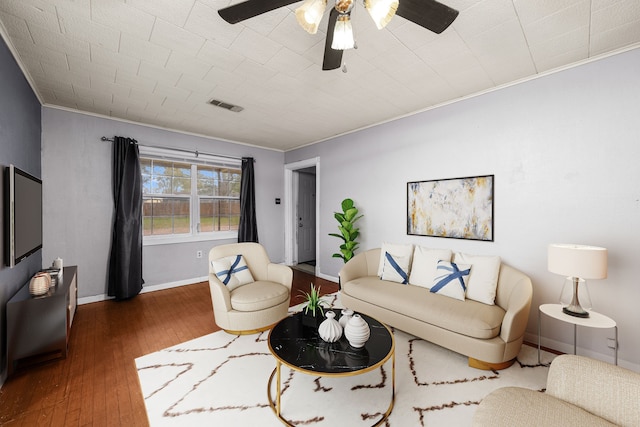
[1,0,639,151]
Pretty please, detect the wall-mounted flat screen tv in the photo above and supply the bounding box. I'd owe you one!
[4,165,43,267]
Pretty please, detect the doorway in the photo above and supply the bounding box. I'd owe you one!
[296,167,316,266]
[284,157,320,275]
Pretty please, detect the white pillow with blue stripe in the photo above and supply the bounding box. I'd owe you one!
[381,251,412,284]
[211,254,254,291]
[453,253,501,305]
[430,260,471,301]
[408,246,453,289]
[377,243,413,277]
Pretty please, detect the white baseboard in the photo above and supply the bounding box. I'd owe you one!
[77,276,209,305]
[317,272,338,283]
[524,331,637,371]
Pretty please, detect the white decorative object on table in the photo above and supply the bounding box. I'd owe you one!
[318,311,342,343]
[339,308,354,329]
[344,314,370,348]
[29,272,51,296]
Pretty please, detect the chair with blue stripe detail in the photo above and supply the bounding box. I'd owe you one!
[208,242,293,334]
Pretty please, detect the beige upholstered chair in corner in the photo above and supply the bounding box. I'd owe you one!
[208,242,293,334]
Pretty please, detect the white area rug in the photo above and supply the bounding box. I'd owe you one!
[136,295,556,426]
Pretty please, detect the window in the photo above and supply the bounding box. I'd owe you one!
[140,148,241,242]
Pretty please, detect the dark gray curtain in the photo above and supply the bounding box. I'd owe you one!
[108,136,144,300]
[238,157,258,243]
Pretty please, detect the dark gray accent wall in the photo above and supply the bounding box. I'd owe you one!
[0,35,42,383]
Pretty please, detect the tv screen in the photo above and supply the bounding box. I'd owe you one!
[4,165,43,267]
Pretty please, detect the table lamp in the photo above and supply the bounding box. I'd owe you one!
[548,244,607,318]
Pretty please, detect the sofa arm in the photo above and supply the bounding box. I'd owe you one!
[208,273,232,311]
[498,272,533,344]
[267,263,293,291]
[339,248,381,285]
[546,355,640,426]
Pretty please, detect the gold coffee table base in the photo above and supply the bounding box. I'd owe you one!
[266,352,396,427]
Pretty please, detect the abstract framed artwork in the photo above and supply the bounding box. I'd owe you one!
[407,175,494,241]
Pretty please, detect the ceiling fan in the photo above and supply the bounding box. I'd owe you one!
[218,0,459,71]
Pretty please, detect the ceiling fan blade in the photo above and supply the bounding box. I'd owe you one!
[218,0,299,24]
[396,0,459,34]
[322,8,344,71]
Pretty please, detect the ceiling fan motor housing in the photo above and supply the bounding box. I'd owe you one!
[334,0,354,14]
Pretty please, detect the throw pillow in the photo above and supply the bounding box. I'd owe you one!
[211,254,254,291]
[408,246,453,288]
[377,242,414,277]
[453,253,501,305]
[381,251,411,284]
[430,260,471,301]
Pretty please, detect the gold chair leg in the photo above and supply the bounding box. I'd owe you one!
[468,357,515,370]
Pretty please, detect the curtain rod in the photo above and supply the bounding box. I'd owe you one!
[100,136,250,162]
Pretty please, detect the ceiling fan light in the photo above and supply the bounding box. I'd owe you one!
[332,15,355,50]
[295,0,327,34]
[365,0,398,29]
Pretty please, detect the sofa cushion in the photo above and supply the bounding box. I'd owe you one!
[454,253,501,305]
[430,260,471,301]
[377,243,413,276]
[381,251,411,284]
[408,246,453,288]
[342,277,505,339]
[229,280,289,312]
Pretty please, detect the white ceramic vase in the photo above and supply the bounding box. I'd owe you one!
[339,308,354,329]
[29,272,51,296]
[344,314,370,348]
[318,311,342,343]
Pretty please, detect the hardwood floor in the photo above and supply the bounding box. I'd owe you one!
[0,270,338,426]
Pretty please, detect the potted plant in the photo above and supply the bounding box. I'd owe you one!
[299,284,328,328]
[329,198,363,263]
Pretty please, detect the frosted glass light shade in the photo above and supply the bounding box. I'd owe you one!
[295,0,327,34]
[548,244,608,279]
[332,15,355,50]
[365,0,398,29]
[559,277,592,311]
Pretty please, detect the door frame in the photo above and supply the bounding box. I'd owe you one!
[284,157,320,273]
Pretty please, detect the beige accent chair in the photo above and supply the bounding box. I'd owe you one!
[208,243,293,334]
[473,354,640,426]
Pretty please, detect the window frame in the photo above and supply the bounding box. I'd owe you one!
[139,146,242,246]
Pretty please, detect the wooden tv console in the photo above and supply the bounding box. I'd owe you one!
[6,265,78,375]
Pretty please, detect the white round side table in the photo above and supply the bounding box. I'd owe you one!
[537,303,617,365]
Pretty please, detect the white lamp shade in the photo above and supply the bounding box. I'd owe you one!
[548,244,608,280]
[332,15,355,50]
[365,0,399,29]
[295,0,327,34]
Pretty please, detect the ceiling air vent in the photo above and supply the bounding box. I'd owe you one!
[208,99,244,112]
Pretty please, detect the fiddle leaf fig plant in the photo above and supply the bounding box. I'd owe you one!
[329,198,363,263]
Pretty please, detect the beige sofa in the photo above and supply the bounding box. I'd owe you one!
[339,248,532,369]
[473,354,640,426]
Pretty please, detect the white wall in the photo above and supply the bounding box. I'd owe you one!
[285,48,640,370]
[41,107,286,300]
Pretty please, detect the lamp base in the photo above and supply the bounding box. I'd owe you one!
[563,306,590,318]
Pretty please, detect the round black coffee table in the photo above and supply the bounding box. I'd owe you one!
[267,311,395,426]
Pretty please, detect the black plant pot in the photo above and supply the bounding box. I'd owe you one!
[301,310,322,329]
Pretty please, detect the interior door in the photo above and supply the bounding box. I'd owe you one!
[297,170,316,264]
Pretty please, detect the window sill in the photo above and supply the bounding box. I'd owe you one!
[143,231,237,246]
